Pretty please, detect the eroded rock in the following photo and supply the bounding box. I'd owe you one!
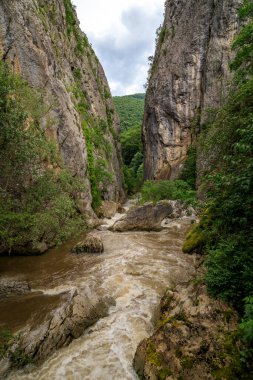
[19,289,113,362]
[71,233,104,254]
[133,275,239,380]
[143,0,240,180]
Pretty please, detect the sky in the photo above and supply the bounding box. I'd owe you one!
[72,0,165,96]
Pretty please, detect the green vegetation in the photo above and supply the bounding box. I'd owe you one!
[113,93,145,131]
[113,94,145,193]
[0,60,86,254]
[146,341,172,379]
[0,329,33,367]
[201,0,253,309]
[82,121,113,209]
[139,146,197,206]
[180,147,197,189]
[210,331,252,380]
[63,0,90,56]
[71,75,114,209]
[0,329,12,359]
[140,180,196,205]
[182,223,205,254]
[182,0,253,371]
[120,126,142,166]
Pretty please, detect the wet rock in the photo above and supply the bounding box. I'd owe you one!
[117,205,126,214]
[0,278,31,297]
[0,241,48,256]
[19,289,111,362]
[0,358,11,378]
[71,233,104,254]
[133,276,239,380]
[110,201,184,232]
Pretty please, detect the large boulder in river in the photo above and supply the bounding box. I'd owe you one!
[110,201,183,232]
[71,233,104,254]
[19,289,115,362]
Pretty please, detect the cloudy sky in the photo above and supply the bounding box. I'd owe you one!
[72,0,165,96]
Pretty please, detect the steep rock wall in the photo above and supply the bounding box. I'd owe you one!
[143,0,240,180]
[0,0,124,211]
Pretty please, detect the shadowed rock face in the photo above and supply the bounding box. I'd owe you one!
[143,0,240,180]
[0,0,124,211]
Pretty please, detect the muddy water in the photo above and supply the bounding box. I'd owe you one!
[1,207,196,380]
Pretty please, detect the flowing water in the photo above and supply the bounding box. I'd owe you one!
[0,202,196,380]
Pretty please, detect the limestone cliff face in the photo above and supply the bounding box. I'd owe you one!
[0,0,124,211]
[143,0,240,180]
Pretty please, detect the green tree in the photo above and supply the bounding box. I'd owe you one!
[113,94,145,193]
[113,94,145,130]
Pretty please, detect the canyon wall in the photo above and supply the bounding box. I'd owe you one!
[143,0,240,180]
[0,0,124,212]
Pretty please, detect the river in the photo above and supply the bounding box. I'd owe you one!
[0,203,196,380]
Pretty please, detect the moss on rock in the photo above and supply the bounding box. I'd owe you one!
[182,224,205,254]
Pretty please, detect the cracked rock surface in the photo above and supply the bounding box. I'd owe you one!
[143,0,240,180]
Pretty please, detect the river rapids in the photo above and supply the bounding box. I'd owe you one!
[0,201,196,380]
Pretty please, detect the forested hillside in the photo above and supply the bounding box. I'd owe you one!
[113,93,145,131]
[113,94,145,193]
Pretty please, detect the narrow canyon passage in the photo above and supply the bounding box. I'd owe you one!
[1,206,196,380]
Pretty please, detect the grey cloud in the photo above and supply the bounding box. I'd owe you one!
[88,5,163,94]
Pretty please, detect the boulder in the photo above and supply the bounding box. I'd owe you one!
[133,280,239,380]
[19,290,114,362]
[71,233,104,254]
[97,201,119,218]
[110,201,183,232]
[0,278,31,298]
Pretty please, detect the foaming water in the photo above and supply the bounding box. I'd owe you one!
[2,210,196,380]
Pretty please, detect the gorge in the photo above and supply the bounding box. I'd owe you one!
[0,0,253,379]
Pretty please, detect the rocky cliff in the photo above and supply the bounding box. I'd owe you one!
[143,0,240,180]
[0,0,124,212]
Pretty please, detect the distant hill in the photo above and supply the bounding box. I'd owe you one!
[113,93,145,131]
[113,93,145,193]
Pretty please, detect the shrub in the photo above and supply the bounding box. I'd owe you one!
[194,1,253,371]
[140,180,196,205]
[240,297,253,346]
[113,94,145,194]
[0,60,86,253]
[180,147,197,189]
